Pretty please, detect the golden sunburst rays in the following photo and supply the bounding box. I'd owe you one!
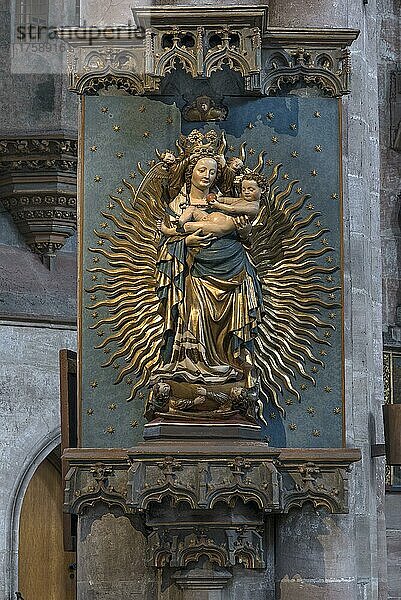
[86,165,168,402]
[251,163,340,413]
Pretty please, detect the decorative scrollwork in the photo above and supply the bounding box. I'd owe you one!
[64,459,131,515]
[262,46,352,97]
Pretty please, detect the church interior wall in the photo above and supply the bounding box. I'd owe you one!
[0,0,399,598]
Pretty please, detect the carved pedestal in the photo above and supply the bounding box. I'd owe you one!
[64,442,360,599]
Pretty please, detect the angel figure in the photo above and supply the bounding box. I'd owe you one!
[88,129,338,425]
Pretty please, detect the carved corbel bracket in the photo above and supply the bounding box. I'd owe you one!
[0,136,77,266]
[64,453,131,515]
[146,526,266,570]
[261,28,360,96]
[127,452,281,512]
[278,449,359,513]
[63,445,360,571]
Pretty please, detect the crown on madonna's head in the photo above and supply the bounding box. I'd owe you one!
[178,129,224,159]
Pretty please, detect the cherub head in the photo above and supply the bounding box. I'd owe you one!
[240,173,268,202]
[161,150,176,165]
[227,156,244,173]
[153,380,171,400]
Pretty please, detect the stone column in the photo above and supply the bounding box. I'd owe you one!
[269,0,386,598]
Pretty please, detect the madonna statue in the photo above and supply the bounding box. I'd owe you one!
[88,129,338,426]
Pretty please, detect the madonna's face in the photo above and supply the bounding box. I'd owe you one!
[191,157,218,191]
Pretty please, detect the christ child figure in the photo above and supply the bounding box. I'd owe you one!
[175,176,264,237]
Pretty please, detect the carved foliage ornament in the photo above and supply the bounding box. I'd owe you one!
[58,16,358,97]
[263,46,352,97]
[57,20,262,94]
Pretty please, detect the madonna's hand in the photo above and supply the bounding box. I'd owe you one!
[185,228,216,248]
[235,215,252,237]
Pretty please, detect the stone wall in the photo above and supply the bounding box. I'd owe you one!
[0,321,76,600]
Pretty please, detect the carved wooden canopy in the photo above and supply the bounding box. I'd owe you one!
[58,6,358,97]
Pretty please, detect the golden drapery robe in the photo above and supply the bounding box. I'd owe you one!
[154,194,263,385]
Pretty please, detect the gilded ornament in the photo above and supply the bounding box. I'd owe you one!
[333,407,342,415]
[139,105,146,113]
[90,294,97,301]
[105,426,115,434]
[113,363,120,369]
[314,111,321,118]
[315,145,322,152]
[331,193,338,199]
[228,145,236,152]
[266,113,274,120]
[326,256,333,264]
[94,175,102,182]
[116,187,123,193]
[321,238,329,245]
[269,412,276,419]
[104,348,110,354]
[320,350,328,356]
[307,202,314,210]
[87,408,94,415]
[315,220,322,227]
[326,275,333,282]
[130,420,138,428]
[312,429,321,437]
[282,173,289,180]
[97,239,104,245]
[115,152,124,159]
[143,131,151,138]
[108,403,117,410]
[100,222,108,229]
[101,107,108,113]
[307,406,316,415]
[247,122,255,129]
[107,202,115,210]
[300,383,307,390]
[97,330,104,337]
[113,125,120,131]
[271,136,278,144]
[93,256,100,263]
[324,386,332,393]
[311,366,318,373]
[166,116,173,124]
[291,150,298,158]
[296,187,303,195]
[289,423,297,431]
[92,312,98,318]
[290,123,297,130]
[311,169,318,176]
[91,275,97,281]
[90,380,98,388]
[266,159,273,166]
[126,377,133,385]
[90,145,97,152]
[248,148,255,155]
[328,293,335,300]
[324,331,332,339]
[129,172,136,179]
[285,398,293,405]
